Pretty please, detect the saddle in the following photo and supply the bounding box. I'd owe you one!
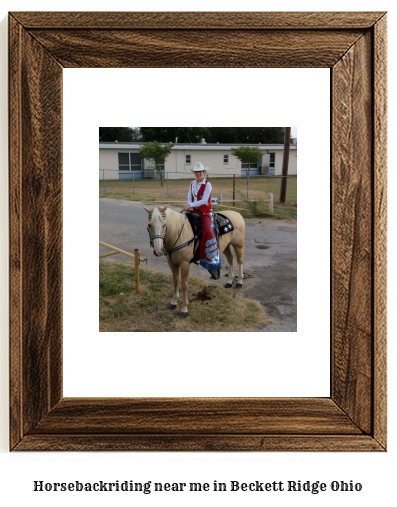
[186,212,235,265]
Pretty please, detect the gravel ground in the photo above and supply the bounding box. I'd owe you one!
[100,198,297,332]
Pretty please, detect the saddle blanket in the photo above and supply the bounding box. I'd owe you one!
[216,212,235,236]
[187,212,234,239]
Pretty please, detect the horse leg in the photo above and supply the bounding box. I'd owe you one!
[168,261,180,310]
[179,262,190,318]
[223,244,234,288]
[233,244,245,289]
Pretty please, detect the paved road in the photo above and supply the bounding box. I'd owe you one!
[99,198,297,332]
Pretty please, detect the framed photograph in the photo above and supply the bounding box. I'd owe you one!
[9,11,387,451]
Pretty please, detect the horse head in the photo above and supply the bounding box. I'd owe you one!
[144,205,168,257]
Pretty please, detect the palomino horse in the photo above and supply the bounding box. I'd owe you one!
[145,205,245,318]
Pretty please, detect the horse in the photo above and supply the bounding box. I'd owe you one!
[144,205,245,318]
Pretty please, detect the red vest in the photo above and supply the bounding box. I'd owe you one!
[192,180,212,213]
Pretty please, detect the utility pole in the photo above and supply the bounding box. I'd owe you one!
[279,127,291,203]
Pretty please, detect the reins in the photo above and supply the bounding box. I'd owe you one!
[163,216,197,264]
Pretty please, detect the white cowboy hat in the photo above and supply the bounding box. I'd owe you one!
[190,161,209,173]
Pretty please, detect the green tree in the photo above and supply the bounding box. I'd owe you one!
[138,127,285,144]
[231,146,262,198]
[99,127,137,142]
[208,127,284,144]
[140,127,210,143]
[130,128,142,141]
[138,142,174,186]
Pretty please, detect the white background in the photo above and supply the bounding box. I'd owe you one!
[63,68,329,398]
[0,1,395,507]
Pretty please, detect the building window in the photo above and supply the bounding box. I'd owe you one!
[185,155,191,165]
[130,153,142,171]
[223,155,229,164]
[242,161,258,170]
[118,153,130,170]
[269,153,275,170]
[118,153,142,171]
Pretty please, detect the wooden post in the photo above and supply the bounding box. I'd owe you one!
[99,241,145,262]
[279,127,291,203]
[134,249,140,294]
[269,192,274,214]
[233,174,236,206]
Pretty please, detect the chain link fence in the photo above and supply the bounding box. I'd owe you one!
[100,170,297,215]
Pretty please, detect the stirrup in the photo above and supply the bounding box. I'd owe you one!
[208,269,220,280]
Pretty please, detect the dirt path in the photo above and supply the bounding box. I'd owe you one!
[99,198,297,332]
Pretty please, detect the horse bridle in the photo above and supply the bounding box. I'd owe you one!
[147,212,167,252]
[147,212,197,260]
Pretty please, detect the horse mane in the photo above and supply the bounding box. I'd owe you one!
[162,208,192,248]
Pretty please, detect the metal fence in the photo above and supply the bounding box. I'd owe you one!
[99,170,297,215]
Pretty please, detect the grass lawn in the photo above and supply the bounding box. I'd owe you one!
[100,261,270,332]
[100,175,297,220]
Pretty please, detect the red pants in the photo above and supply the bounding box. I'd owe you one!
[195,210,220,268]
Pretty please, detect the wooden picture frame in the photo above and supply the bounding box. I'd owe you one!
[9,11,387,452]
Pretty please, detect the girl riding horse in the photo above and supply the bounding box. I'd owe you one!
[182,162,221,279]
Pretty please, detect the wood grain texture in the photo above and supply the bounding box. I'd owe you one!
[12,11,386,29]
[373,14,387,450]
[9,16,64,446]
[32,398,362,435]
[9,11,387,452]
[27,29,363,68]
[21,29,64,433]
[332,32,373,434]
[9,15,23,450]
[14,435,383,453]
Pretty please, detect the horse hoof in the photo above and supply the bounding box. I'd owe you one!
[224,283,233,288]
[236,283,243,289]
[169,304,177,310]
[180,312,188,319]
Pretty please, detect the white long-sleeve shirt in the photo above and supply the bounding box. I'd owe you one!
[187,179,212,208]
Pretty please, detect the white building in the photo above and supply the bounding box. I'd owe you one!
[99,140,297,180]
